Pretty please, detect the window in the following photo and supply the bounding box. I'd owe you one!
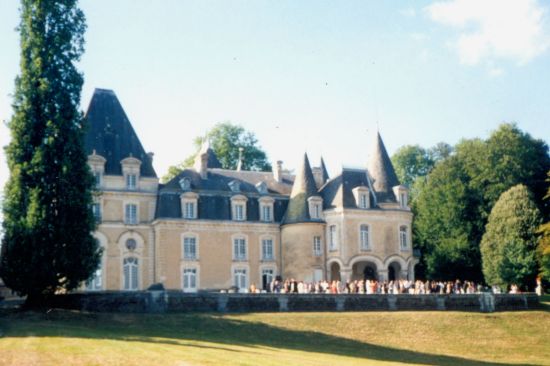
[125,238,137,251]
[234,204,245,221]
[125,204,138,224]
[126,174,137,190]
[261,205,272,222]
[359,194,369,209]
[329,225,337,251]
[399,226,408,250]
[92,203,101,222]
[123,257,139,290]
[183,201,196,219]
[233,237,247,260]
[308,196,323,219]
[262,238,274,260]
[183,236,197,260]
[93,171,102,188]
[262,268,274,291]
[182,268,197,292]
[231,195,248,221]
[313,269,323,282]
[360,224,370,250]
[233,268,248,291]
[86,262,102,291]
[313,236,322,256]
[400,192,407,208]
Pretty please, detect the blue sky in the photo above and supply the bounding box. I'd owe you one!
[1,0,549,188]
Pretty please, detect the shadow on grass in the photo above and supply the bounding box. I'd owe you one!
[0,309,541,366]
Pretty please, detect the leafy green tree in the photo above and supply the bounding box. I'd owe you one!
[0,0,100,306]
[162,122,272,182]
[480,185,542,290]
[414,155,483,280]
[537,171,550,281]
[391,145,434,189]
[414,124,549,281]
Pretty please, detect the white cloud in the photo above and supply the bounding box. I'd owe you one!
[426,0,550,66]
[410,32,429,42]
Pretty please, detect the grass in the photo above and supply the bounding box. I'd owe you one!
[0,308,549,366]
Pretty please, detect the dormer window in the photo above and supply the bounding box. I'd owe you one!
[231,195,248,221]
[181,192,198,219]
[256,181,268,194]
[259,196,274,222]
[121,156,141,191]
[88,152,106,189]
[126,174,137,190]
[393,185,409,209]
[228,180,241,192]
[179,177,191,191]
[308,196,323,219]
[353,186,370,209]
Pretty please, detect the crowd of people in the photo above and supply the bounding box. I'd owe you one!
[246,278,489,294]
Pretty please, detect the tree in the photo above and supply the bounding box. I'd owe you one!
[538,171,550,282]
[162,122,272,182]
[480,185,542,290]
[0,0,100,306]
[413,124,549,281]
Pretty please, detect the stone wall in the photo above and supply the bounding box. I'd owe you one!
[43,292,541,313]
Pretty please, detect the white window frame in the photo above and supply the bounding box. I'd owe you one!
[400,192,408,208]
[308,196,323,219]
[260,266,276,291]
[261,237,274,261]
[123,257,139,291]
[233,236,247,261]
[360,224,371,251]
[233,267,249,292]
[86,261,103,291]
[329,225,338,251]
[231,195,248,221]
[125,203,138,225]
[182,266,199,292]
[126,173,137,190]
[183,201,196,219]
[399,225,409,250]
[182,234,198,260]
[313,236,322,256]
[353,186,370,209]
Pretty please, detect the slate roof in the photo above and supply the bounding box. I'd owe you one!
[320,168,378,209]
[282,153,322,224]
[84,88,157,177]
[155,166,293,221]
[320,157,330,183]
[366,132,399,203]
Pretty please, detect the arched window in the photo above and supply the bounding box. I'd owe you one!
[233,268,248,291]
[360,224,370,250]
[86,261,102,291]
[182,268,197,292]
[399,226,408,250]
[123,257,139,290]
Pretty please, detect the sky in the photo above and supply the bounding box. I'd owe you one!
[1,0,550,191]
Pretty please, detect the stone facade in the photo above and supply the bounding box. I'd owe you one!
[84,88,418,292]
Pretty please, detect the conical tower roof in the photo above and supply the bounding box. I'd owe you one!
[283,153,319,224]
[84,88,157,177]
[320,157,330,183]
[367,132,399,202]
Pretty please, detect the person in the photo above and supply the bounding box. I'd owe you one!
[535,277,543,296]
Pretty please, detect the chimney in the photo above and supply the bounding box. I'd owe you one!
[147,152,154,162]
[236,147,244,171]
[312,167,323,188]
[274,160,283,183]
[194,141,210,179]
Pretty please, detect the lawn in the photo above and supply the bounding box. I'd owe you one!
[0,307,549,366]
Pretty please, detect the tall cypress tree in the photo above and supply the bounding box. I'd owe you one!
[0,0,100,306]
